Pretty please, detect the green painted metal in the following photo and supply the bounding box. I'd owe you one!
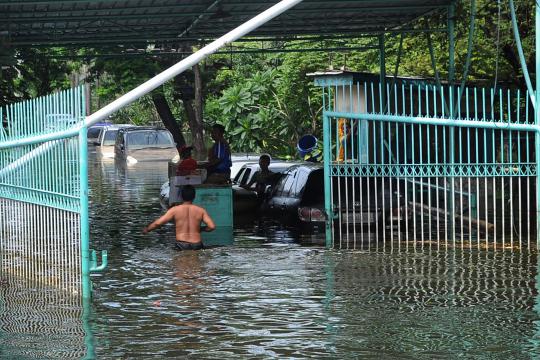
[193,186,234,246]
[79,125,91,300]
[448,2,456,83]
[317,75,538,249]
[379,34,386,110]
[323,114,333,248]
[510,0,535,106]
[0,86,102,298]
[536,0,540,247]
[455,0,476,108]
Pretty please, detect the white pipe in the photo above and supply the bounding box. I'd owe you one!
[84,0,303,127]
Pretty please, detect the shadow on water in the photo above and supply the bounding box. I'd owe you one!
[3,154,540,358]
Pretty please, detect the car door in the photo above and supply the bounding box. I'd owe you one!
[267,169,294,216]
[284,169,306,215]
[272,169,297,218]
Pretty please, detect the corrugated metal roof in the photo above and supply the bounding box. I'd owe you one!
[0,0,451,48]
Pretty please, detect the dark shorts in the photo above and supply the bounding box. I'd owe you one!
[175,241,204,251]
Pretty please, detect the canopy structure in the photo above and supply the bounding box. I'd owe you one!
[1,0,452,49]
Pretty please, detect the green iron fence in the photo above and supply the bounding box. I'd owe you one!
[317,76,537,251]
[0,86,105,300]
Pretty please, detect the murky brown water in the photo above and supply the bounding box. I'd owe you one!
[2,153,540,359]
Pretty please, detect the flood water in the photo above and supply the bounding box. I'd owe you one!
[2,153,540,359]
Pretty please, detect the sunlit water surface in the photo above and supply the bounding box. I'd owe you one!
[1,153,540,359]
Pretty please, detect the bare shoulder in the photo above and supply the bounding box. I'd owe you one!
[190,204,207,213]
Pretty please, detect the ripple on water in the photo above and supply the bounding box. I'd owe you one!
[3,157,540,359]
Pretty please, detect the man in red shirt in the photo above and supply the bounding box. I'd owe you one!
[176,145,198,176]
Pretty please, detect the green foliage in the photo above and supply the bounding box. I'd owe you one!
[1,0,537,159]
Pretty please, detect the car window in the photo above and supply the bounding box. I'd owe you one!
[87,127,102,139]
[233,168,245,184]
[303,170,324,205]
[292,169,309,197]
[274,173,289,196]
[282,170,296,196]
[103,129,119,146]
[126,130,174,148]
[240,168,252,186]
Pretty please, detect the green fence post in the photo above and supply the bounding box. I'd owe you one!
[536,0,540,249]
[379,34,386,110]
[79,92,91,299]
[323,114,333,248]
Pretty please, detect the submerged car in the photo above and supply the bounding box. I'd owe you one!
[232,161,299,213]
[87,122,112,145]
[114,127,178,164]
[114,127,177,163]
[264,163,407,235]
[230,153,266,180]
[95,124,134,159]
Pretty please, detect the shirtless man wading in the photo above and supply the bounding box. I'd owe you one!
[142,185,216,250]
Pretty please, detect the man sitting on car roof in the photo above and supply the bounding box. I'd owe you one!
[241,154,279,201]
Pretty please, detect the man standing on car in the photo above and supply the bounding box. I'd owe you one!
[202,124,232,184]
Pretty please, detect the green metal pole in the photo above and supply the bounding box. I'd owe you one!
[323,114,333,248]
[536,0,540,248]
[79,119,91,298]
[448,2,456,242]
[379,34,386,111]
[448,2,456,83]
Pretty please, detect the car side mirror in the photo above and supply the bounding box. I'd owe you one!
[265,185,273,196]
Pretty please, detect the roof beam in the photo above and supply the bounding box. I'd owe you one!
[46,45,379,59]
[0,5,447,23]
[10,28,447,46]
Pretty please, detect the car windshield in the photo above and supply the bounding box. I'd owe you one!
[126,130,174,148]
[87,127,102,139]
[102,129,119,146]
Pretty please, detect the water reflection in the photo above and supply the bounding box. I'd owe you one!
[0,276,93,359]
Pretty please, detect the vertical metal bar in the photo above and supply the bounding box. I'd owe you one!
[80,110,91,300]
[388,83,394,248]
[500,89,505,246]
[364,82,371,248]
[379,34,386,111]
[449,86,456,246]
[434,86,440,249]
[323,114,333,248]
[536,0,540,249]
[526,91,531,248]
[379,83,386,246]
[508,90,513,249]
[403,84,408,248]
[491,89,497,248]
[372,83,379,249]
[448,1,456,84]
[482,88,488,247]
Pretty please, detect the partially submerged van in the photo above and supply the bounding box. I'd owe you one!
[95,124,133,159]
[114,127,177,163]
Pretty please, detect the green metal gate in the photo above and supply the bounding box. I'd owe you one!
[0,86,105,300]
[317,74,538,251]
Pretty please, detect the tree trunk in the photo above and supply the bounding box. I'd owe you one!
[151,92,185,153]
[191,64,206,158]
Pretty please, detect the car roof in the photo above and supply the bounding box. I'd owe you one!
[238,161,302,171]
[120,126,168,132]
[283,162,323,173]
[103,124,134,130]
